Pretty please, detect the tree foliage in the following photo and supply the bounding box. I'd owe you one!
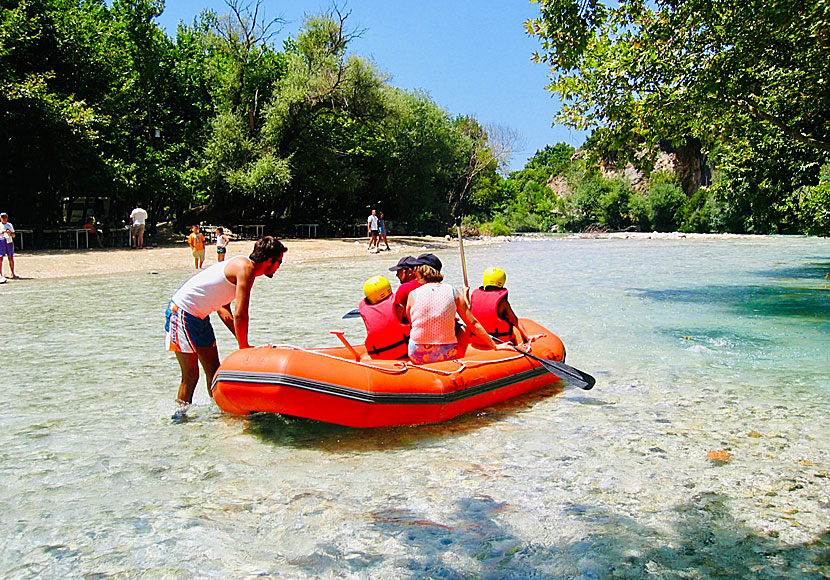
[527,0,830,158]
[0,0,512,235]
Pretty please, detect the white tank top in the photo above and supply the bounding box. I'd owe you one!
[171,256,251,318]
[408,282,457,344]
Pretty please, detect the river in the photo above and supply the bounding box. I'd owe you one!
[1,236,828,579]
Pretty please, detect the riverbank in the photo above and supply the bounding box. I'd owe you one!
[1,231,780,281]
[4,235,503,280]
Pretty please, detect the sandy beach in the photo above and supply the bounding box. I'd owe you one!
[1,231,770,281]
[3,235,496,280]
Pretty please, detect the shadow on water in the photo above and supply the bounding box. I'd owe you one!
[630,285,830,322]
[237,383,565,452]
[754,261,830,281]
[287,494,830,579]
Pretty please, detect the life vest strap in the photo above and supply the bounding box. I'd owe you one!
[368,335,410,356]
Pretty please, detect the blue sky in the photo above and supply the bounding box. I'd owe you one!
[155,0,586,171]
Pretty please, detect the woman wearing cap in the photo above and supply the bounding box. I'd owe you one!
[405,253,496,364]
[469,267,528,346]
[358,275,411,360]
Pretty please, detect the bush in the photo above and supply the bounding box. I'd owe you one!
[479,219,512,237]
[647,181,686,231]
[629,190,651,231]
[678,187,711,233]
[796,162,830,236]
[503,208,544,232]
[597,178,631,230]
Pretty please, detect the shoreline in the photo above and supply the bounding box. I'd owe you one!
[1,231,794,281]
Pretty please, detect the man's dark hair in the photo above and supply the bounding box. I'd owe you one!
[249,236,287,263]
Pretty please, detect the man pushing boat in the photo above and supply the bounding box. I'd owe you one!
[165,236,287,421]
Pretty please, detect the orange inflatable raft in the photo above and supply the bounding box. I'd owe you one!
[211,318,567,428]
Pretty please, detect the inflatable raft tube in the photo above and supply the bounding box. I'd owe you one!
[211,318,566,428]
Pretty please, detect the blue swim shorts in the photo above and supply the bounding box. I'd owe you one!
[165,301,216,353]
[0,239,13,257]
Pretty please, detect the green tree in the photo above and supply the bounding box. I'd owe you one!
[527,0,830,158]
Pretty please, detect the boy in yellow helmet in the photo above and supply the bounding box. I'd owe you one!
[469,267,528,345]
[358,275,411,359]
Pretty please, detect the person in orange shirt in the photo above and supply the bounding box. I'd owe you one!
[187,225,206,269]
[83,216,104,248]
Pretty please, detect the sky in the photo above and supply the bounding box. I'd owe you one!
[154,0,586,172]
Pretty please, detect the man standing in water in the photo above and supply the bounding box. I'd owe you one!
[165,236,287,421]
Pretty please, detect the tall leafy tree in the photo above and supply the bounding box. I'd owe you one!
[527,0,830,158]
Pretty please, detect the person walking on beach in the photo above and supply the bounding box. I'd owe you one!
[130,204,148,249]
[0,212,18,279]
[187,225,206,269]
[367,209,379,251]
[378,212,391,251]
[165,236,287,420]
[215,227,229,262]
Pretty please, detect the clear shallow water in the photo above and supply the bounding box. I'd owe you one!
[1,236,829,579]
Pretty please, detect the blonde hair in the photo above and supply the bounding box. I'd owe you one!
[416,264,443,282]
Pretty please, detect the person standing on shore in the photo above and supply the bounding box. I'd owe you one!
[215,227,229,262]
[367,209,379,251]
[378,212,391,251]
[130,204,148,249]
[187,225,206,269]
[165,236,287,420]
[0,212,18,279]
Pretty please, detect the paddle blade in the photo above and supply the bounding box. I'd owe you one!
[538,359,596,390]
[342,309,361,319]
[508,343,596,390]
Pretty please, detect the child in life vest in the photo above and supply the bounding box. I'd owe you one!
[469,267,528,345]
[358,275,411,360]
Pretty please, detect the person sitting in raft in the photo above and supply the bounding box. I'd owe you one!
[405,253,496,364]
[388,255,422,322]
[469,267,529,346]
[358,275,411,360]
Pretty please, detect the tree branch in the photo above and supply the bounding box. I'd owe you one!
[726,97,830,152]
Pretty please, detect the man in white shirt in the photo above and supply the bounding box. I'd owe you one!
[0,212,18,279]
[367,209,379,251]
[130,204,148,249]
[165,236,287,421]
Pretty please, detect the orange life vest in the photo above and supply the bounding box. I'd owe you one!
[470,287,512,345]
[358,295,411,359]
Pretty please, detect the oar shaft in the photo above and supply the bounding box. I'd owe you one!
[456,216,468,287]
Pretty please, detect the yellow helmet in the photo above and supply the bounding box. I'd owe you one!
[482,267,506,288]
[363,275,392,304]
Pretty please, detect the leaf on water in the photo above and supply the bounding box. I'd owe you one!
[707,449,732,462]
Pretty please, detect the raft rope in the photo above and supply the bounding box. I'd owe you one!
[262,334,543,377]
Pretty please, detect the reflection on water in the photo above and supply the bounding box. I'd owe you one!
[244,383,565,453]
[1,236,829,578]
